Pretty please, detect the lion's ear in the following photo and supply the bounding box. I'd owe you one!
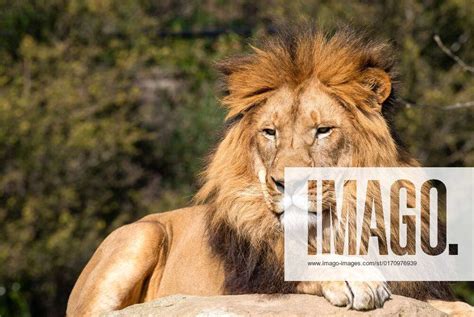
[361,68,392,108]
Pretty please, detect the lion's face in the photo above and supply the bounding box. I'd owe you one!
[199,28,407,247]
[251,82,353,217]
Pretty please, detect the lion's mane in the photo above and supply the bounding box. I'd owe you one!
[195,26,453,300]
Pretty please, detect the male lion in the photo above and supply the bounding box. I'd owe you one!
[67,27,466,316]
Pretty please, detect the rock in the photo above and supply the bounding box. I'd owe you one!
[428,299,474,316]
[103,294,448,317]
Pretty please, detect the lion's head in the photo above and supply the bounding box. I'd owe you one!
[195,26,421,294]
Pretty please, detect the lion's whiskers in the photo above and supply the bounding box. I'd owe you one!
[258,169,277,211]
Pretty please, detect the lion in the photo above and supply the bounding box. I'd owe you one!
[67,26,471,316]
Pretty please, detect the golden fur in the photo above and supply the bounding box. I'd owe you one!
[67,26,472,316]
[196,25,451,300]
[198,27,402,250]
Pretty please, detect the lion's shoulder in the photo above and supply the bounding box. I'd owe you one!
[136,205,209,245]
[67,205,213,314]
[138,205,207,230]
[86,205,208,264]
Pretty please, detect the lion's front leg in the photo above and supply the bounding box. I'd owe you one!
[67,220,167,316]
[297,281,391,310]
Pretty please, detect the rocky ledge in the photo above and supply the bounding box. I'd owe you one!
[102,294,471,316]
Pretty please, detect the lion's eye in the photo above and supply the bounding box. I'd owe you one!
[263,128,276,138]
[316,127,333,140]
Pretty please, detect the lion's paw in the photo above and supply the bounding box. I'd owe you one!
[321,281,391,310]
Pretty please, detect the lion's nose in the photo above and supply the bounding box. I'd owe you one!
[271,177,285,194]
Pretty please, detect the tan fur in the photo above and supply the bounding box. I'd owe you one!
[67,207,226,316]
[67,27,468,316]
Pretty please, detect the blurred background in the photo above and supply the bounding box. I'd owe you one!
[0,0,473,316]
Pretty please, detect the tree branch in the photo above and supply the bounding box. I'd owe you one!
[401,36,474,111]
[434,34,474,73]
[399,98,474,110]
[443,101,474,110]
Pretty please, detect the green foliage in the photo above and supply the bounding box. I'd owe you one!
[0,1,472,315]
